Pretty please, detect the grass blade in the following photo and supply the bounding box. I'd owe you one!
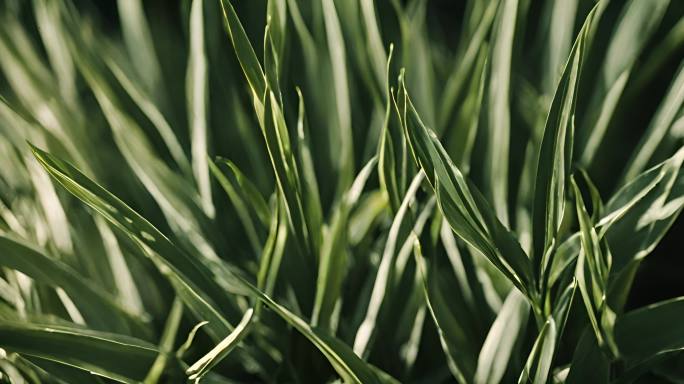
[0,235,145,336]
[29,144,238,341]
[517,318,556,384]
[187,308,254,382]
[187,0,214,217]
[475,290,529,384]
[579,0,670,165]
[0,321,179,384]
[482,0,518,226]
[533,6,594,277]
[401,77,535,304]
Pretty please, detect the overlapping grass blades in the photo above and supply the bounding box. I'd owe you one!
[0,0,683,382]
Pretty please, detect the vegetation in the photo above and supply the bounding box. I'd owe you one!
[0,0,683,382]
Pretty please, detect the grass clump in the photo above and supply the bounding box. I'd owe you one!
[0,0,683,383]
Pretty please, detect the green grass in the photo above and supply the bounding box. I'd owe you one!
[0,0,683,383]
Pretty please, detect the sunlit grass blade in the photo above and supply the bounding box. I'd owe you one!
[579,0,670,165]
[187,308,254,382]
[401,77,535,304]
[475,290,529,384]
[312,157,377,330]
[219,0,265,98]
[603,146,684,268]
[33,0,76,104]
[353,172,423,357]
[61,17,218,261]
[322,0,354,194]
[571,177,618,357]
[117,0,164,102]
[622,61,684,182]
[359,0,387,90]
[103,56,192,177]
[481,0,518,226]
[261,88,315,257]
[187,0,214,218]
[295,88,323,252]
[517,318,556,384]
[29,144,239,341]
[533,6,594,279]
[537,0,579,96]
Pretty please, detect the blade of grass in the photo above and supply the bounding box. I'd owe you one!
[475,290,529,384]
[0,321,180,384]
[0,235,146,336]
[219,0,265,98]
[186,308,254,382]
[413,239,475,383]
[322,0,354,194]
[187,0,214,218]
[579,0,670,165]
[353,172,424,357]
[401,77,535,305]
[622,61,684,182]
[482,0,519,226]
[533,6,594,282]
[117,0,164,101]
[30,144,239,341]
[312,157,377,330]
[517,318,556,384]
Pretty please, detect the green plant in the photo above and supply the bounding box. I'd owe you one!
[0,0,683,382]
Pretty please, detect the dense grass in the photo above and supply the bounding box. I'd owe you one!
[0,0,683,383]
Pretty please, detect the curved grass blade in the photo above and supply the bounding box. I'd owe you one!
[29,144,238,341]
[572,177,618,358]
[237,277,396,384]
[533,6,594,277]
[615,297,684,361]
[0,321,180,384]
[187,308,254,382]
[603,146,684,270]
[517,318,556,384]
[0,235,146,336]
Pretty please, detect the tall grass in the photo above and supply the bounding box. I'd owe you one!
[0,0,683,383]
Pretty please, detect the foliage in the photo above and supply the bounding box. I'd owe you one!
[0,0,683,382]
